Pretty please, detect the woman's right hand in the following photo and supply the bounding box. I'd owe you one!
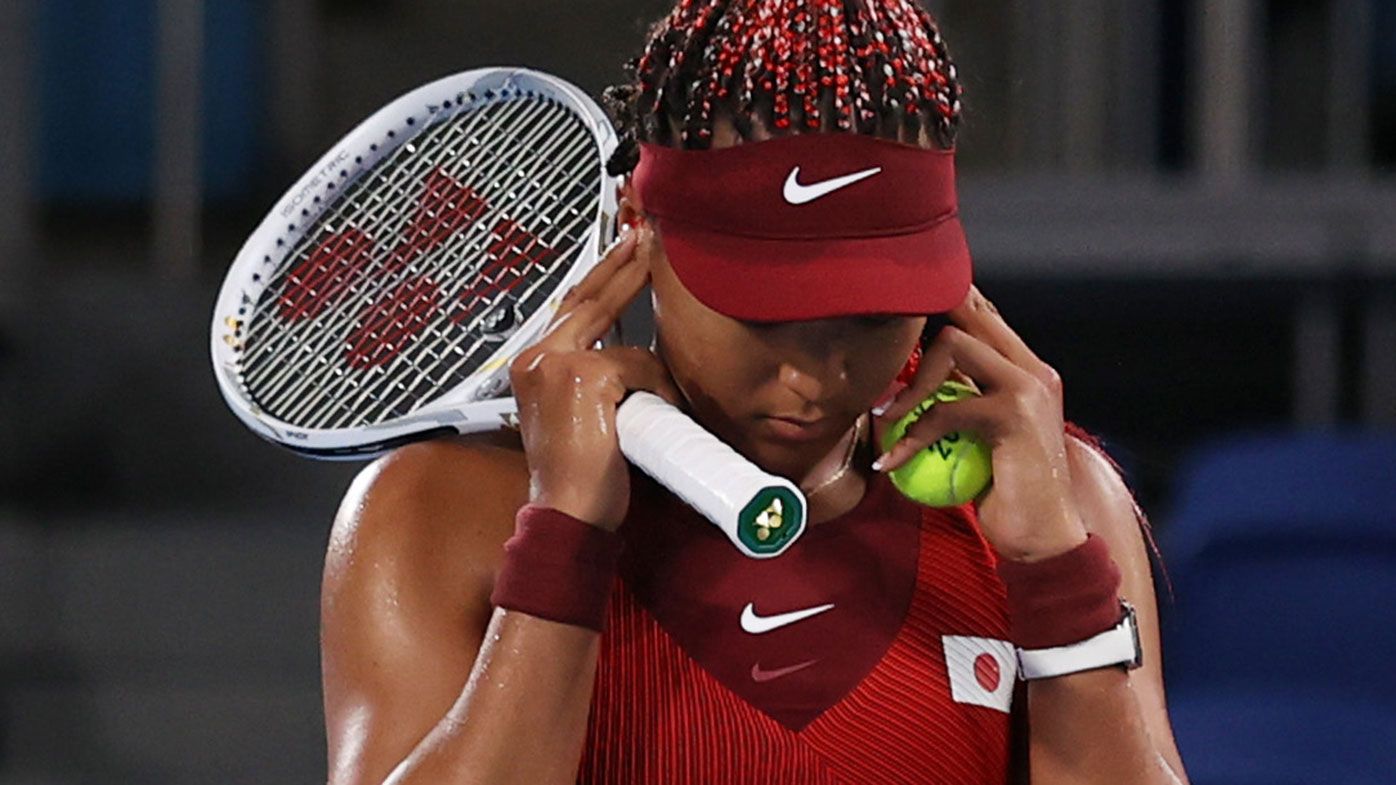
[508,224,681,531]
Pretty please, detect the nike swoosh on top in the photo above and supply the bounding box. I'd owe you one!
[740,601,836,634]
[751,659,819,683]
[782,166,884,205]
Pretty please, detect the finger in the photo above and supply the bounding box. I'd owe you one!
[932,326,1040,395]
[586,226,655,331]
[541,241,652,350]
[947,285,1056,388]
[510,344,680,415]
[874,395,995,472]
[878,324,1020,423]
[874,330,956,423]
[557,226,640,309]
[595,345,684,407]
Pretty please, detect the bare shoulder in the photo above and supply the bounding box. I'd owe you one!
[325,430,531,609]
[319,432,532,784]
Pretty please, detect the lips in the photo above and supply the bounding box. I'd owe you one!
[760,415,833,442]
[768,414,823,426]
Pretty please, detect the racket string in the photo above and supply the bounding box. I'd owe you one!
[243,97,553,415]
[240,96,602,429]
[288,107,594,427]
[243,97,559,402]
[244,95,539,378]
[320,136,600,429]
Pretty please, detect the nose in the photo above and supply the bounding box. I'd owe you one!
[775,327,852,404]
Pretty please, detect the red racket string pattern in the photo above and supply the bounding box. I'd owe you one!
[232,88,602,430]
[346,277,444,370]
[274,166,562,369]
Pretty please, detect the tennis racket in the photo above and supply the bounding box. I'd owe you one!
[210,68,804,558]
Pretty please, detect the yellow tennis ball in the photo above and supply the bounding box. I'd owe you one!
[881,381,993,507]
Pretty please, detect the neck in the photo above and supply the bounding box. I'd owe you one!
[801,415,872,525]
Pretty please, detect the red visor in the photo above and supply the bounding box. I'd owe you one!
[633,134,971,322]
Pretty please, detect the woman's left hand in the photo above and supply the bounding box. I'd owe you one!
[873,285,1088,563]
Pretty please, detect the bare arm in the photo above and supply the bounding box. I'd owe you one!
[383,610,602,785]
[321,227,669,785]
[876,285,1188,784]
[320,441,601,785]
[1022,436,1188,784]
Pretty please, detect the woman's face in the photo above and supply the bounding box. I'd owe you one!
[646,238,926,479]
[630,118,936,479]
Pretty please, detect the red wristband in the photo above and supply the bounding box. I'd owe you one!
[995,534,1123,649]
[490,505,623,633]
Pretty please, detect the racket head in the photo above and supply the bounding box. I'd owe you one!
[211,68,619,458]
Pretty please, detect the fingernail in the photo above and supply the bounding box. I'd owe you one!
[619,222,633,235]
[871,454,888,472]
[871,382,906,418]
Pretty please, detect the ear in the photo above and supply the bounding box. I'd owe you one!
[616,177,645,232]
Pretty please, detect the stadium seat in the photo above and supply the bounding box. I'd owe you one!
[1159,430,1396,785]
[1167,690,1396,785]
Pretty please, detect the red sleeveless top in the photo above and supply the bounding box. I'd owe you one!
[577,470,1020,784]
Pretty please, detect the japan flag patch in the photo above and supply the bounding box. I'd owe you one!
[942,636,1017,714]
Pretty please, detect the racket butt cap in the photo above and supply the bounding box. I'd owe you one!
[735,486,805,557]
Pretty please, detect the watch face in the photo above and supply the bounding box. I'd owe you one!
[1121,600,1144,670]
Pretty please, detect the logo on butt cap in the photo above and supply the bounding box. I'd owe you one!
[738,486,805,555]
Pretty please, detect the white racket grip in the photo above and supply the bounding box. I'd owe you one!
[616,392,807,559]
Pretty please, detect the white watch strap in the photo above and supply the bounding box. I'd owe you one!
[1016,603,1142,680]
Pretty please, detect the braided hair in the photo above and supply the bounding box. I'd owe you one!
[603,0,964,176]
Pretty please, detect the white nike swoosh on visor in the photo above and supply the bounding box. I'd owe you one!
[740,602,836,634]
[782,166,883,205]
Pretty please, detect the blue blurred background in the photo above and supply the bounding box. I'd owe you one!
[0,0,1393,783]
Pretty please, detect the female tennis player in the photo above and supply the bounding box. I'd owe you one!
[320,2,1189,783]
